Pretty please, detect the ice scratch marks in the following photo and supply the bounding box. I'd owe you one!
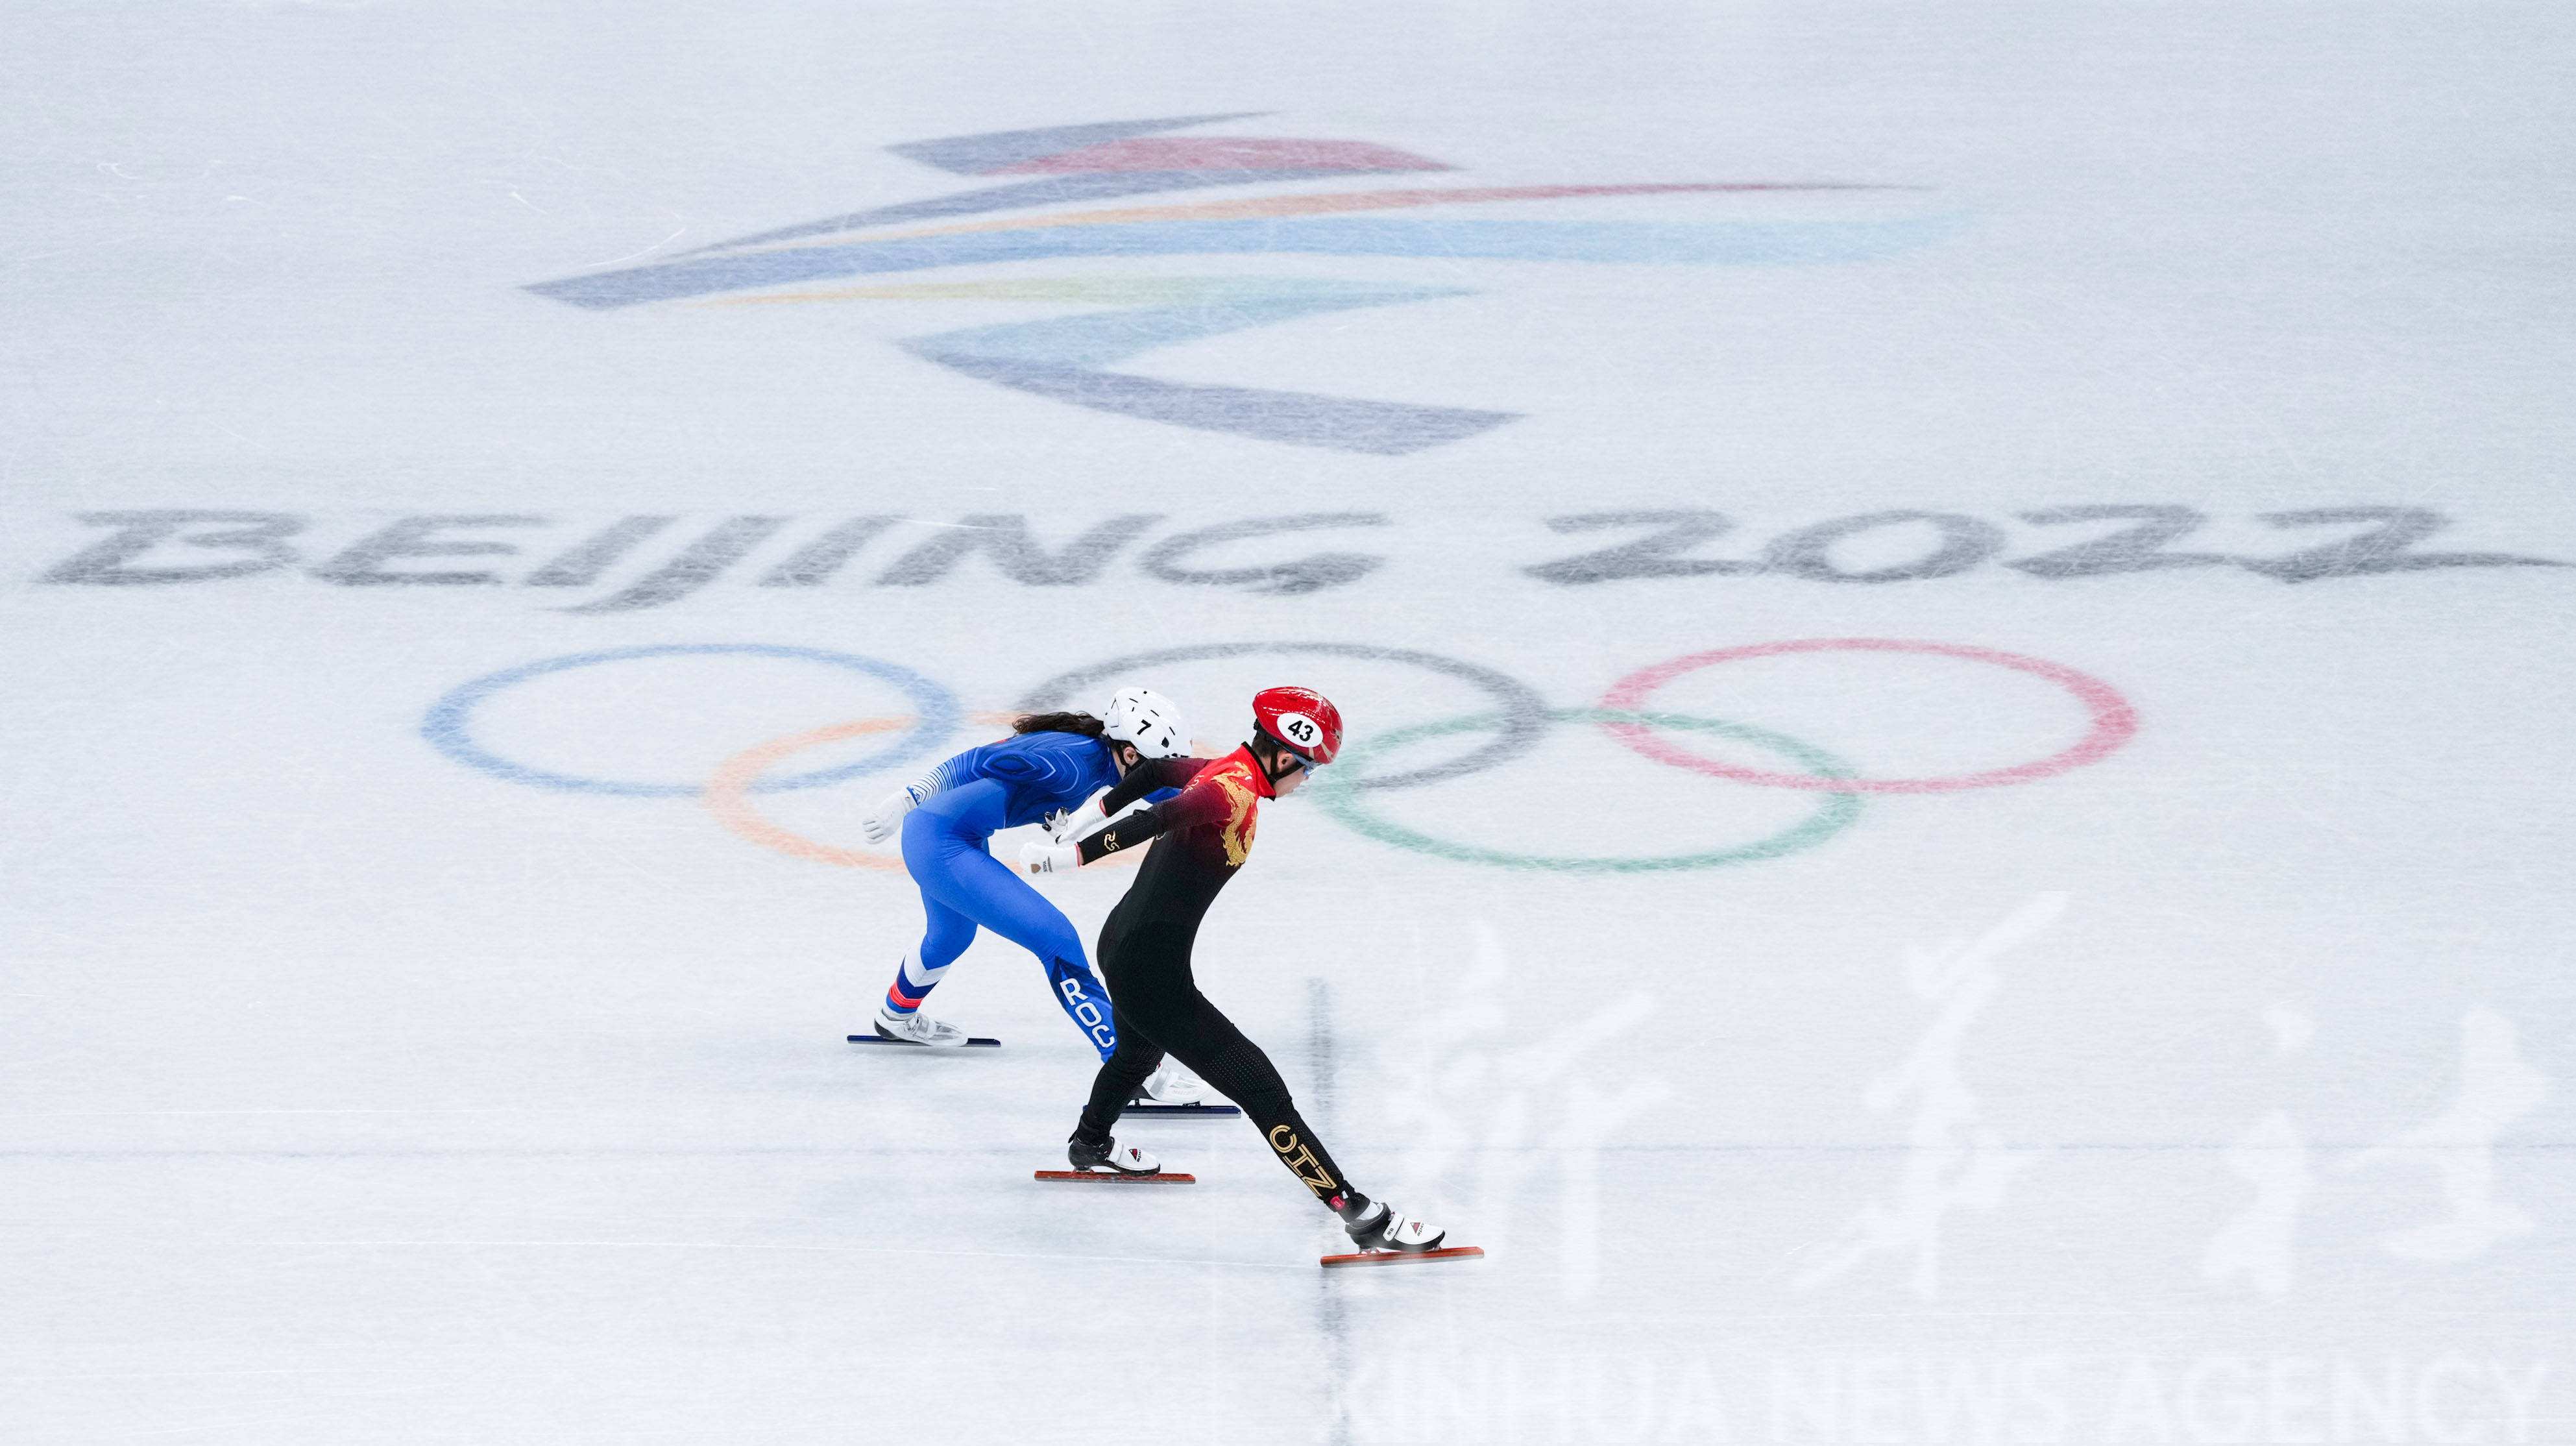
[574,225,690,271]
[243,1238,1306,1271]
[1310,977,1356,1446]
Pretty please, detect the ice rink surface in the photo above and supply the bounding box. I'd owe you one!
[5,3,2573,1441]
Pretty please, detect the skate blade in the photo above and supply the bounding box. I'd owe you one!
[846,1034,1001,1048]
[1034,1170,1197,1184]
[1320,1245,1485,1269]
[1123,1100,1242,1116]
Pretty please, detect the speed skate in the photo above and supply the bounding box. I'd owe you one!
[1121,1097,1239,1116]
[1319,1246,1488,1269]
[1123,1059,1239,1116]
[1033,1170,1197,1184]
[1038,1134,1191,1183]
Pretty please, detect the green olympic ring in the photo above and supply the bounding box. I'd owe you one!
[1309,709,1863,874]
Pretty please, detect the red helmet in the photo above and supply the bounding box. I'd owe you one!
[1252,686,1344,766]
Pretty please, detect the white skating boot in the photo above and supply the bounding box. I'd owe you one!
[1065,1133,1162,1175]
[873,1003,969,1048]
[1137,1058,1213,1105]
[1339,1199,1448,1253]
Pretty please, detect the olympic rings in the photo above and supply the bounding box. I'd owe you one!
[1311,709,1863,873]
[423,644,959,797]
[704,717,916,870]
[423,635,2139,873]
[1599,639,2138,794]
[1014,641,1548,792]
[705,712,1156,872]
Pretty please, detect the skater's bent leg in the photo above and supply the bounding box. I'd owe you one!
[1206,1019,1358,1206]
[1145,992,1359,1208]
[924,845,1117,1057]
[893,818,983,1014]
[1082,933,1360,1205]
[888,894,975,1017]
[1075,999,1164,1142]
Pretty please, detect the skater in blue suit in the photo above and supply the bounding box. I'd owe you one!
[858,688,1191,1061]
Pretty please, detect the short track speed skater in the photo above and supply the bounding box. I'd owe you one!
[1021,687,1476,1268]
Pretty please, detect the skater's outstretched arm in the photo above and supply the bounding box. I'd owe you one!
[1039,754,1207,846]
[864,731,1117,844]
[864,741,997,842]
[1019,746,1276,876]
[1021,766,1241,873]
[1096,754,1206,815]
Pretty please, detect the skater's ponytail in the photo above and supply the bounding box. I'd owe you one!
[1011,711,1109,740]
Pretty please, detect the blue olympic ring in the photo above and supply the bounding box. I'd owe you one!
[422,644,959,797]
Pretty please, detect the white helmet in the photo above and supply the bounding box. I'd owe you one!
[1102,687,1189,759]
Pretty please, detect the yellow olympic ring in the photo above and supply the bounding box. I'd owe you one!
[703,711,1169,872]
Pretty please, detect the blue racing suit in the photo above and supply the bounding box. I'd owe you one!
[884,729,1123,1056]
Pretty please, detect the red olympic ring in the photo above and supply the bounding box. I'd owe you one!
[1598,638,2138,793]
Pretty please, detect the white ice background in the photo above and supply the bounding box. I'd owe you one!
[3,4,2571,1443]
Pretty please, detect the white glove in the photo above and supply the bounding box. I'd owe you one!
[1047,796,1109,844]
[861,787,917,844]
[1018,839,1080,875]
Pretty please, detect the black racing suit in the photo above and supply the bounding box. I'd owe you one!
[1071,746,1357,1211]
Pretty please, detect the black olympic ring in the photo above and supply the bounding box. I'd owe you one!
[1014,641,1550,792]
